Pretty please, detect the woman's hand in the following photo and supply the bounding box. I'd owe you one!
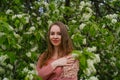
[51,55,75,69]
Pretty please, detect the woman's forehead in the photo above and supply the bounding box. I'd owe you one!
[50,25,61,32]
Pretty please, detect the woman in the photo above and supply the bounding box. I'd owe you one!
[36,21,79,80]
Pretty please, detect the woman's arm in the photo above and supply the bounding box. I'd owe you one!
[36,55,55,80]
[61,60,79,80]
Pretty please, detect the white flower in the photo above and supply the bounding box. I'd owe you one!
[72,53,78,58]
[86,7,93,13]
[13,32,20,38]
[31,45,38,52]
[28,70,37,75]
[79,23,86,30]
[102,24,106,28]
[71,20,76,23]
[0,55,8,63]
[83,68,91,76]
[44,2,49,7]
[16,14,23,18]
[111,57,116,61]
[47,20,53,26]
[106,14,118,19]
[87,59,96,73]
[3,78,9,80]
[86,1,92,7]
[1,45,6,50]
[110,61,115,66]
[37,17,40,21]
[29,26,36,32]
[24,32,32,35]
[26,74,33,80]
[83,38,86,45]
[32,13,37,16]
[93,54,100,63]
[82,13,92,21]
[30,63,35,68]
[25,16,30,23]
[15,44,21,49]
[12,15,17,19]
[88,76,98,80]
[112,19,117,23]
[0,67,5,73]
[80,1,85,7]
[79,5,83,11]
[26,52,31,58]
[87,46,97,52]
[0,32,5,37]
[7,64,13,70]
[8,25,14,31]
[23,67,29,73]
[6,9,13,14]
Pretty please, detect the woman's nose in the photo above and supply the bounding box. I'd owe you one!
[54,34,58,38]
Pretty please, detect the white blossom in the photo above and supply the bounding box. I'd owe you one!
[0,67,5,73]
[72,53,78,58]
[26,74,33,80]
[93,54,100,63]
[32,13,37,16]
[80,1,86,7]
[71,20,77,23]
[47,20,53,26]
[16,14,23,18]
[31,45,38,52]
[82,13,92,21]
[0,32,5,37]
[83,38,86,45]
[13,32,20,38]
[88,76,98,80]
[25,16,30,23]
[8,25,14,31]
[37,17,40,21]
[87,59,96,73]
[6,9,13,14]
[24,32,32,35]
[106,14,118,19]
[0,55,8,63]
[26,52,31,58]
[79,23,86,30]
[12,15,17,19]
[30,63,35,69]
[83,68,91,76]
[23,67,29,73]
[86,7,93,13]
[111,57,116,61]
[7,64,13,70]
[102,24,106,28]
[112,19,117,23]
[15,44,21,49]
[110,61,115,66]
[87,46,97,52]
[29,26,36,32]
[1,45,6,50]
[3,78,9,80]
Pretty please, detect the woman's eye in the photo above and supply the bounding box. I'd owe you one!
[57,32,61,35]
[50,32,54,35]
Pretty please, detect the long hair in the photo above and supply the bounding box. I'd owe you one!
[39,21,73,68]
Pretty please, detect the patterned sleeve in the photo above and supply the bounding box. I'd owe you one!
[60,60,79,79]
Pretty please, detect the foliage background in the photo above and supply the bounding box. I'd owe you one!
[0,0,120,80]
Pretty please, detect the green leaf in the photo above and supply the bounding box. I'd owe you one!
[7,52,16,64]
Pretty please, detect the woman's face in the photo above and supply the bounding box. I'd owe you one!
[50,25,62,47]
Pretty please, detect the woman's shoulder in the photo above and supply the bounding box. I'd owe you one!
[38,52,46,59]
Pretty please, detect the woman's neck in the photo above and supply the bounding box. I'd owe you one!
[52,47,59,59]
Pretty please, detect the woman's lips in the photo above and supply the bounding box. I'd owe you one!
[52,40,59,43]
